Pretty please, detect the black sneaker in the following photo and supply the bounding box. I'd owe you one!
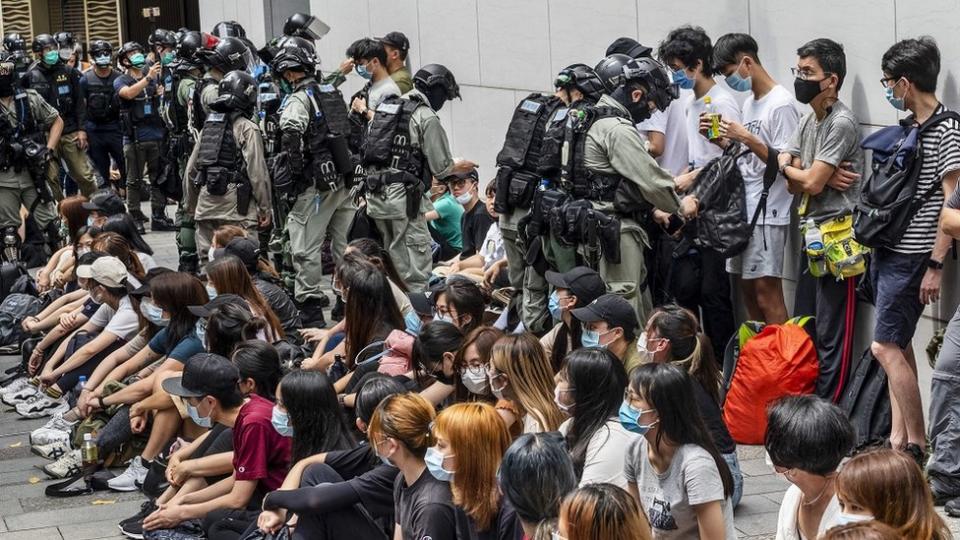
[330,295,344,322]
[151,214,178,232]
[118,499,157,535]
[118,517,145,539]
[300,298,327,328]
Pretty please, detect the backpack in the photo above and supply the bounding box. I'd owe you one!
[0,261,28,298]
[838,349,892,452]
[722,317,819,444]
[0,293,42,347]
[854,111,960,248]
[693,143,779,257]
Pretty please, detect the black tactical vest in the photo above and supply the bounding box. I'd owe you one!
[560,104,632,201]
[361,94,426,179]
[163,69,191,134]
[83,69,120,125]
[301,82,353,190]
[25,65,76,126]
[117,73,162,134]
[0,91,41,172]
[494,93,565,212]
[194,111,246,196]
[190,76,216,132]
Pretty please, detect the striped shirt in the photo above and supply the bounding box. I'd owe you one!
[892,105,960,254]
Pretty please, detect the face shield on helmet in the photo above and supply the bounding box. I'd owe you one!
[284,13,331,41]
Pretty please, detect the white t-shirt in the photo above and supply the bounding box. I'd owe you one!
[89,296,140,341]
[738,85,800,226]
[685,84,742,168]
[559,417,639,489]
[775,485,841,540]
[638,98,691,176]
[479,222,505,271]
[136,252,157,271]
[368,76,402,111]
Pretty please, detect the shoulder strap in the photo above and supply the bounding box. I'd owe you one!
[747,145,781,231]
[918,110,960,133]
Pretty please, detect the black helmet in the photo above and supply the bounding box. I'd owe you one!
[89,40,113,57]
[283,12,331,40]
[270,36,316,75]
[54,32,75,48]
[594,53,633,93]
[118,41,144,67]
[257,79,282,116]
[211,70,258,113]
[31,34,58,53]
[204,36,252,73]
[621,57,679,111]
[148,28,177,50]
[3,33,25,52]
[176,31,203,62]
[414,64,460,99]
[212,21,246,39]
[555,63,605,103]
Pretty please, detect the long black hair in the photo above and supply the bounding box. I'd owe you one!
[347,238,408,292]
[412,320,464,388]
[101,213,154,255]
[232,340,283,402]
[206,303,267,357]
[338,252,404,369]
[150,272,206,352]
[630,363,734,498]
[647,304,722,404]
[279,370,356,461]
[560,348,627,479]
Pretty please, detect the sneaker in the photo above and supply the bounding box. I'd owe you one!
[946,497,960,518]
[41,449,83,479]
[32,439,72,460]
[16,394,68,418]
[1,383,40,406]
[150,214,177,232]
[30,413,77,445]
[118,500,157,538]
[0,376,31,396]
[107,456,149,492]
[119,499,157,527]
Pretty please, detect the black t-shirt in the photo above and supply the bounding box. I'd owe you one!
[459,202,495,259]
[393,469,464,540]
[693,382,735,455]
[81,298,101,318]
[455,498,524,540]
[327,444,399,519]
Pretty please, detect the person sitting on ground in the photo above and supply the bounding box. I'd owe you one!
[558,483,652,540]
[488,333,564,435]
[205,255,285,343]
[447,169,495,261]
[426,175,464,262]
[453,326,503,402]
[571,293,643,376]
[435,182,508,290]
[541,267,607,371]
[433,278,485,336]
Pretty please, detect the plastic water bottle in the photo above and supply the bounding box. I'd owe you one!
[804,218,827,277]
[78,376,87,392]
[704,96,721,140]
[81,433,98,467]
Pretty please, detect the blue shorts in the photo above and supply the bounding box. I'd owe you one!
[866,248,928,349]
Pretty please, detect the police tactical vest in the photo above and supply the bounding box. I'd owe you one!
[361,94,426,179]
[83,69,120,124]
[0,91,41,172]
[494,93,565,212]
[25,65,75,119]
[560,104,632,201]
[163,70,192,134]
[118,74,162,134]
[191,77,216,132]
[194,111,247,196]
[301,82,353,190]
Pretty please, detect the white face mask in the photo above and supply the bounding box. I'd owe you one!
[208,246,217,262]
[637,331,655,363]
[834,512,874,526]
[554,386,573,413]
[460,368,490,395]
[455,191,473,205]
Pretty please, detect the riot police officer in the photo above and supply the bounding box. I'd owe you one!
[0,50,63,263]
[3,33,30,83]
[80,40,124,192]
[360,63,476,292]
[185,70,271,265]
[191,37,251,134]
[115,41,176,231]
[23,33,98,197]
[272,36,355,327]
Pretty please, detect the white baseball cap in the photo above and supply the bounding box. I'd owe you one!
[76,256,128,288]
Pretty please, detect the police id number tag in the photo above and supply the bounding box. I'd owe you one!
[58,85,70,95]
[520,100,542,114]
[552,108,569,122]
[143,102,152,115]
[318,84,336,93]
[377,102,401,114]
[207,112,226,122]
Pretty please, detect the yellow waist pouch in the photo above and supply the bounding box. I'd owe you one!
[820,215,868,279]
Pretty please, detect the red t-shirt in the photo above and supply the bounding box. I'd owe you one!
[232,394,291,492]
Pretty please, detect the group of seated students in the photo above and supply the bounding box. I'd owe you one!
[2,192,952,540]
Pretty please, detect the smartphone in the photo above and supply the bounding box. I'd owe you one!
[661,214,685,236]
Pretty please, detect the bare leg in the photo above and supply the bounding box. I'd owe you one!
[739,278,763,321]
[142,407,181,461]
[873,341,926,447]
[754,276,788,325]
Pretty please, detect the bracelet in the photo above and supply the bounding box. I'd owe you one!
[927,258,944,270]
[97,396,107,409]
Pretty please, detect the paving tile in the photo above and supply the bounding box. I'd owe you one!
[734,494,781,517]
[59,518,136,540]
[739,458,775,477]
[0,528,61,540]
[732,510,780,536]
[742,473,792,497]
[4,500,141,531]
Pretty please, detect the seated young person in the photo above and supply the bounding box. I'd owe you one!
[541,267,607,371]
[434,183,506,289]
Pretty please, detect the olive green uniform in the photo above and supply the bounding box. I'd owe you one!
[0,89,59,230]
[174,75,198,264]
[390,68,413,94]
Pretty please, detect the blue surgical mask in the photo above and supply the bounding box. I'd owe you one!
[885,83,906,111]
[404,311,423,336]
[187,402,212,428]
[205,284,218,300]
[581,328,612,349]
[94,55,112,67]
[548,292,563,320]
[424,447,455,482]
[43,50,60,65]
[271,405,293,437]
[195,320,207,346]
[86,216,95,227]
[835,512,874,526]
[139,298,168,327]
[618,401,658,435]
[455,192,473,205]
[355,64,373,80]
[672,68,695,90]
[724,61,752,92]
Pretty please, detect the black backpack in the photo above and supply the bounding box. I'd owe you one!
[0,293,42,348]
[838,349,892,452]
[0,261,28,299]
[854,110,960,248]
[692,143,779,257]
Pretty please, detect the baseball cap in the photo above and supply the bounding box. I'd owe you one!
[212,237,259,270]
[377,31,409,52]
[571,293,639,332]
[128,267,175,296]
[442,168,479,184]
[407,291,434,317]
[162,353,239,398]
[76,256,128,288]
[81,190,127,216]
[187,293,250,318]
[605,37,652,59]
[545,267,607,304]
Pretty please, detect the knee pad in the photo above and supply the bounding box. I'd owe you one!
[2,226,21,263]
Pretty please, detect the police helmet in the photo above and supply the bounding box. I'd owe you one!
[212,21,246,39]
[4,33,25,52]
[31,34,58,53]
[204,37,252,74]
[413,64,460,100]
[269,36,317,75]
[175,31,204,63]
[555,63,605,103]
[283,12,331,40]
[54,32,75,48]
[89,40,113,58]
[117,41,144,67]
[148,28,178,50]
[594,53,633,93]
[212,70,258,113]
[620,57,679,111]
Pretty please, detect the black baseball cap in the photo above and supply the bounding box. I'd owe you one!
[213,237,259,271]
[128,267,175,296]
[605,37,652,59]
[162,353,239,398]
[545,267,607,304]
[407,291,433,316]
[442,169,479,184]
[187,293,249,318]
[571,293,639,331]
[377,31,409,52]
[81,190,127,216]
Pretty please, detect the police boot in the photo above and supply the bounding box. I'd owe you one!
[330,295,345,322]
[151,211,178,232]
[129,209,148,235]
[299,298,327,329]
[178,253,199,275]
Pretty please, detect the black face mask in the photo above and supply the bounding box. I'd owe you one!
[422,85,447,111]
[794,77,825,105]
[611,87,652,123]
[0,76,14,98]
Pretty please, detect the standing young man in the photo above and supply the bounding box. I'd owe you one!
[347,38,401,120]
[711,33,799,325]
[779,38,865,402]
[872,37,960,464]
[378,32,413,94]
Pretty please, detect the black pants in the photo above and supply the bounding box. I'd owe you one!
[87,128,125,187]
[56,338,125,392]
[202,508,262,540]
[814,273,858,402]
[293,464,388,540]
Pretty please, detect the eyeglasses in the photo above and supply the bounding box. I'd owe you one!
[790,67,832,81]
[463,364,485,376]
[879,76,901,89]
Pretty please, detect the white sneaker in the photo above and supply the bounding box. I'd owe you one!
[30,413,77,446]
[0,376,31,395]
[16,394,68,418]
[42,449,83,479]
[107,456,148,492]
[32,439,72,460]
[1,383,40,406]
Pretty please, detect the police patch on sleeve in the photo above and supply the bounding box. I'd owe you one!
[519,99,542,114]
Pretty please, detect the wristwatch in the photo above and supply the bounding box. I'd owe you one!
[927,258,944,270]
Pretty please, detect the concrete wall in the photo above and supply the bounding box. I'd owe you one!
[202,0,960,403]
